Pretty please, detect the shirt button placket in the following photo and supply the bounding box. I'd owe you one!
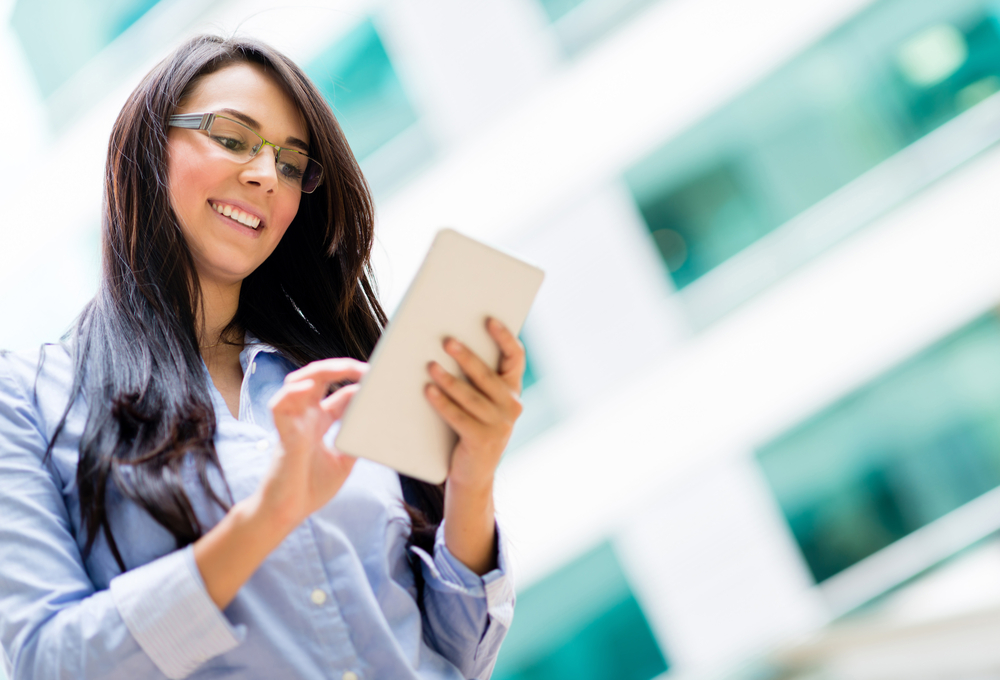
[291,523,358,672]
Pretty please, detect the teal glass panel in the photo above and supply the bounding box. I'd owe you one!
[756,313,1000,583]
[11,0,160,97]
[537,0,588,23]
[541,0,659,56]
[306,20,419,161]
[521,334,539,391]
[625,0,1000,290]
[493,542,669,680]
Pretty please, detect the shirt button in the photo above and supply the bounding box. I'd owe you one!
[251,361,257,374]
[256,439,269,451]
[310,589,327,605]
[342,672,359,680]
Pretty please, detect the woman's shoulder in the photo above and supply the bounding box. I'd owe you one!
[1,341,72,385]
[0,343,76,424]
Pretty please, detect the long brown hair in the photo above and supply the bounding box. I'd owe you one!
[50,34,443,579]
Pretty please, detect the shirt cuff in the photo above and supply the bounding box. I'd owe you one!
[109,545,246,679]
[410,520,515,629]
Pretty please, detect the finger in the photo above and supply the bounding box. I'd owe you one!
[487,318,526,392]
[428,361,494,423]
[285,358,368,388]
[269,380,329,452]
[319,383,360,421]
[268,378,323,414]
[425,383,482,439]
[443,338,511,406]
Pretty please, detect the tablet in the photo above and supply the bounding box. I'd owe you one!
[334,228,545,483]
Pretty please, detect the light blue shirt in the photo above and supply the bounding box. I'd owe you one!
[0,340,514,680]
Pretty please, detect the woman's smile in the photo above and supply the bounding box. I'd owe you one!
[209,199,264,231]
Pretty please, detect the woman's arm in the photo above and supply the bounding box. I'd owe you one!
[418,318,525,677]
[426,318,525,574]
[193,358,366,610]
[0,361,191,679]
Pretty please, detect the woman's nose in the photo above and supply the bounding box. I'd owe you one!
[239,146,280,190]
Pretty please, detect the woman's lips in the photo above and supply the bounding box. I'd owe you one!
[208,201,263,237]
[209,200,263,230]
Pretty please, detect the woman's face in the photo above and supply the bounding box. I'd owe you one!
[166,61,308,288]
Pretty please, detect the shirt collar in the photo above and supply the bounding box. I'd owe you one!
[239,331,283,375]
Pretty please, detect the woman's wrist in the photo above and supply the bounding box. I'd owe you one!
[443,476,498,576]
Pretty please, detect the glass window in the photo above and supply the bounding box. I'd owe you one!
[522,336,539,391]
[493,541,669,680]
[537,0,588,23]
[306,19,419,161]
[539,0,660,56]
[11,0,160,97]
[625,0,1000,296]
[756,312,1000,583]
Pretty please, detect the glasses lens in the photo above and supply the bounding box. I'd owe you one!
[275,150,308,187]
[301,160,323,193]
[207,118,258,159]
[277,150,323,193]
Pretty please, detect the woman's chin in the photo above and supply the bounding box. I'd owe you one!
[194,260,261,289]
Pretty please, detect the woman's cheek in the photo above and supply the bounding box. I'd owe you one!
[271,199,301,240]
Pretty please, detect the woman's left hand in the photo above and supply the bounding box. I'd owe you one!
[425,317,525,575]
[426,317,525,489]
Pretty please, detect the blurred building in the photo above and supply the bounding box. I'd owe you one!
[3,0,1000,678]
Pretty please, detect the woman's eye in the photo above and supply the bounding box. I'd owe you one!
[278,162,305,180]
[211,135,245,152]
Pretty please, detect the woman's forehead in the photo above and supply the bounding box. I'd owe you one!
[182,62,309,145]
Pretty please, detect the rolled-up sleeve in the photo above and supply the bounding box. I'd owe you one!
[110,546,245,678]
[410,520,515,680]
[0,360,243,680]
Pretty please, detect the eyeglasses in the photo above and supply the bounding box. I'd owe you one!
[168,112,324,193]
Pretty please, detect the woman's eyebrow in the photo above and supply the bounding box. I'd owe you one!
[218,107,310,151]
[284,135,311,152]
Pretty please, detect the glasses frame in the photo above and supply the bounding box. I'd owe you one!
[167,112,324,194]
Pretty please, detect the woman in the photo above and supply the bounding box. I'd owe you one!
[0,35,522,679]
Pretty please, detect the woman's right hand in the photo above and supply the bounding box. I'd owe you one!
[195,359,366,611]
[259,358,368,529]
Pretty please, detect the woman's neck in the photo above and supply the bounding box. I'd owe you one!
[197,279,243,349]
[197,278,245,369]
[198,278,246,418]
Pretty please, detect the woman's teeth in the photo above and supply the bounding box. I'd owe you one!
[212,202,260,229]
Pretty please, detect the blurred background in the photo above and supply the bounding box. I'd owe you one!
[3,0,1000,678]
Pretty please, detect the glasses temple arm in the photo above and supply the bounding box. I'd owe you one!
[167,113,216,130]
